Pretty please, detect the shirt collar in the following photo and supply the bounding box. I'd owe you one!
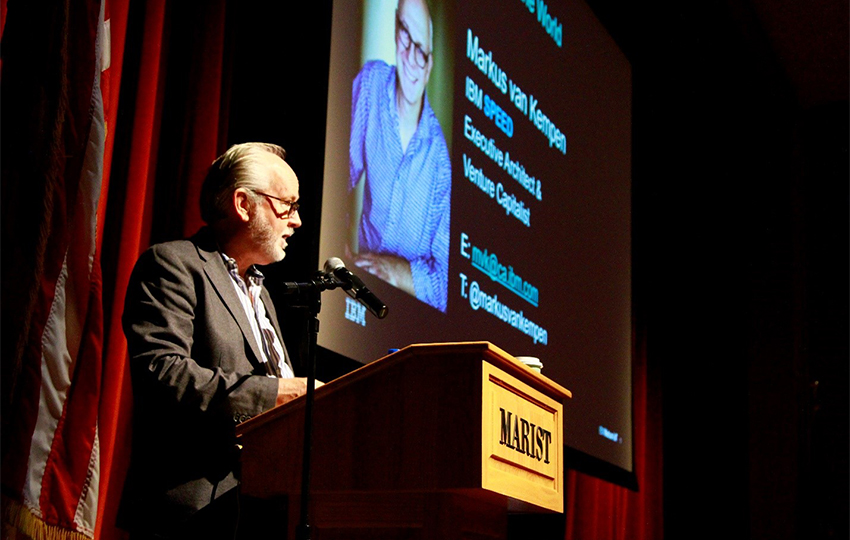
[220,252,265,286]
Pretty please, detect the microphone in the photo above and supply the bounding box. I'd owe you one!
[324,257,388,319]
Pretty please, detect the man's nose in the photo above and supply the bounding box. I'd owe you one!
[288,210,302,228]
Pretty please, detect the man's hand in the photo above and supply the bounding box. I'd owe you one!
[354,252,414,295]
[275,377,324,407]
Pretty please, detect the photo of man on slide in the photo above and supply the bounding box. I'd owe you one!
[349,0,451,312]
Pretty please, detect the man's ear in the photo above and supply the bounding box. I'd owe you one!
[233,188,253,223]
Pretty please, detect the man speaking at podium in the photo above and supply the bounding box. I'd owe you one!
[119,143,315,539]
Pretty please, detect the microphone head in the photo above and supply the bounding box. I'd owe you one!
[324,257,345,273]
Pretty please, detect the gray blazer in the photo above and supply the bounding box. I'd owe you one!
[119,228,293,534]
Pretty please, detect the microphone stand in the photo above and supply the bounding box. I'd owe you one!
[279,272,343,540]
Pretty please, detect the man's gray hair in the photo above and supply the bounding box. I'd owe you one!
[199,142,287,223]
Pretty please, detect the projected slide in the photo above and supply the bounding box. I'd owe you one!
[319,0,632,473]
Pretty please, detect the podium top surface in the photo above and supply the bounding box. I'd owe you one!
[237,341,571,438]
[401,341,572,398]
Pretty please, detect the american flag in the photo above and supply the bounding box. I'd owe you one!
[1,1,118,538]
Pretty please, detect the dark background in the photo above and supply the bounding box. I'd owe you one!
[218,0,847,537]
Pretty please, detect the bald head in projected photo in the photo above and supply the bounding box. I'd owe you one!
[349,0,451,312]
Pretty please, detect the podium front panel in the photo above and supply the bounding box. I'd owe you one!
[480,361,563,512]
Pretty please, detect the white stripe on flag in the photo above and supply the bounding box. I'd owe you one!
[24,256,75,516]
[100,19,111,72]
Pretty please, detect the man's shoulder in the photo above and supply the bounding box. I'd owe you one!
[360,59,393,78]
[145,237,200,260]
[136,229,216,271]
[356,59,394,91]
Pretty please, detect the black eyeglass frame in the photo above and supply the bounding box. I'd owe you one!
[395,12,431,69]
[252,190,300,219]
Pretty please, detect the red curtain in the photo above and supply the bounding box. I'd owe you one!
[1,2,662,539]
[564,328,663,540]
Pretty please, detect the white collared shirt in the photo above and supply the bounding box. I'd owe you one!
[221,253,294,378]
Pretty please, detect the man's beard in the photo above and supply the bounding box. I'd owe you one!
[248,211,285,264]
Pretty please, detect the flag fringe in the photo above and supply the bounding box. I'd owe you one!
[2,496,92,540]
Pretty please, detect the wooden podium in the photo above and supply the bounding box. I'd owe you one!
[235,341,571,540]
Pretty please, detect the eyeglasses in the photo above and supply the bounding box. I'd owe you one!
[253,190,300,219]
[396,14,430,69]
